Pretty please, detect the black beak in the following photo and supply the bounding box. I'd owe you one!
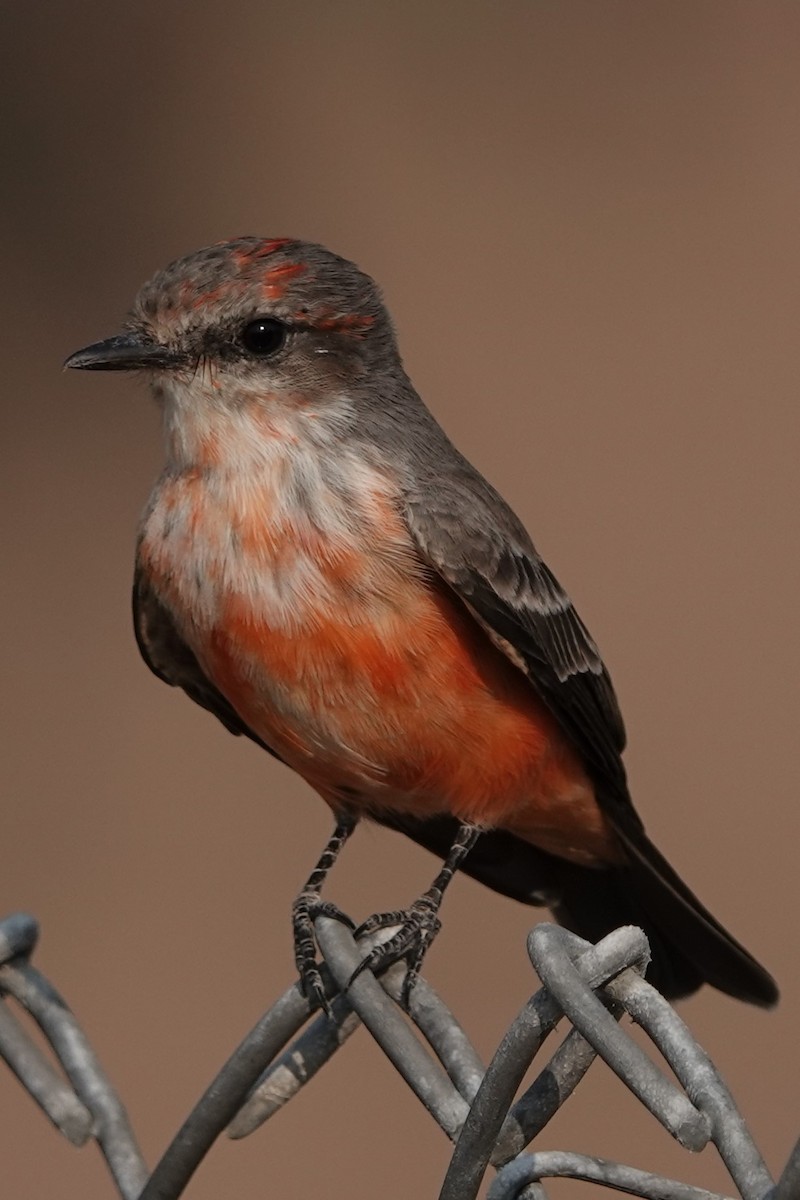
[64,332,180,372]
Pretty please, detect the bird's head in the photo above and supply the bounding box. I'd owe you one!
[66,237,400,408]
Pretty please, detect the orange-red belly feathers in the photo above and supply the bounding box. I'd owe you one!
[138,424,618,867]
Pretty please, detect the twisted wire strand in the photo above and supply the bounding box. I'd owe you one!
[0,911,789,1200]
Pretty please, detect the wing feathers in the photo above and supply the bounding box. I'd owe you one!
[132,568,280,757]
[405,493,629,805]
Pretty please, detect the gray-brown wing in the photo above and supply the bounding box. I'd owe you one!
[405,482,636,823]
[132,567,281,759]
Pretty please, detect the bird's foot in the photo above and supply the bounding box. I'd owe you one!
[292,892,355,1017]
[350,896,442,1007]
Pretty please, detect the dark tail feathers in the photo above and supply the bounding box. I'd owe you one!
[379,812,777,1007]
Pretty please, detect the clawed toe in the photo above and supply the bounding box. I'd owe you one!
[348,898,443,1003]
[289,819,477,1013]
[293,895,356,1014]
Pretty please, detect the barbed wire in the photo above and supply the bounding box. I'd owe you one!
[0,909,796,1199]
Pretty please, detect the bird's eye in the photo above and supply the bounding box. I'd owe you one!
[240,317,287,357]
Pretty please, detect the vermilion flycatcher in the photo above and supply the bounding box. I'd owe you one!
[66,237,777,1008]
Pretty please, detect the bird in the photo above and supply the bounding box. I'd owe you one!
[65,237,777,1009]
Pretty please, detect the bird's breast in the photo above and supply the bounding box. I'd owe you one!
[138,440,417,636]
[137,450,469,783]
[137,444,616,865]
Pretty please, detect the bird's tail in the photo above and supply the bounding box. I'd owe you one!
[379,812,778,1006]
[594,823,777,1006]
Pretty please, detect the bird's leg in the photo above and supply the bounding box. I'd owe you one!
[292,816,357,1013]
[351,822,481,1005]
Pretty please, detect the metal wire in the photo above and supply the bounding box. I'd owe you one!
[0,910,794,1200]
[0,914,148,1200]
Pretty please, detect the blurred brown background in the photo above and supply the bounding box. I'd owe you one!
[2,3,799,1197]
